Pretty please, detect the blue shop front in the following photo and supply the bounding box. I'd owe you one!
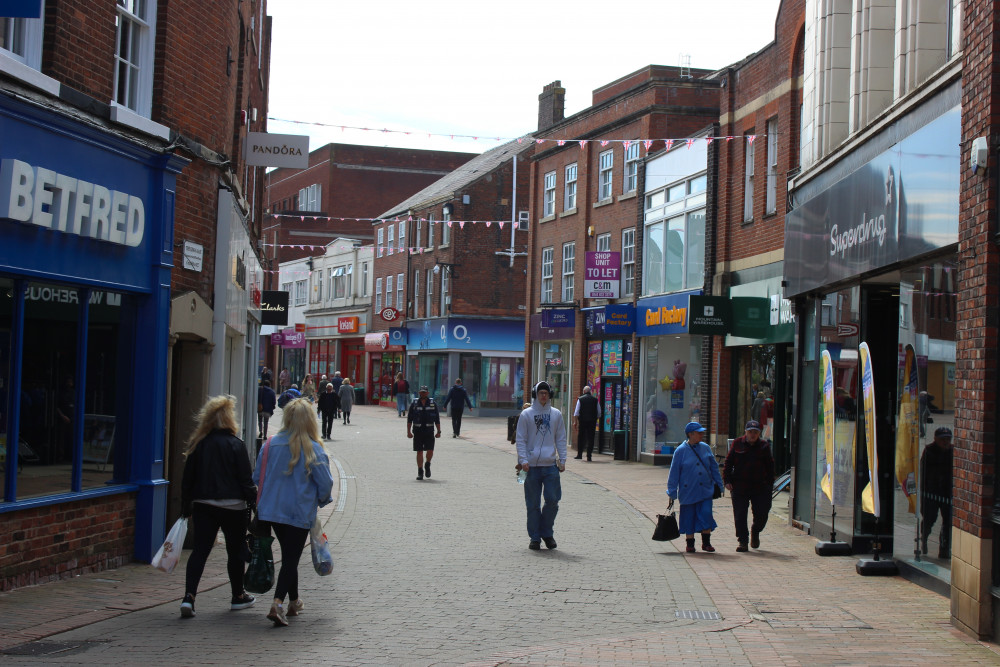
[0,93,186,588]
[405,317,525,416]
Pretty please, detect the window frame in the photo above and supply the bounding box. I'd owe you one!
[596,233,611,252]
[564,163,578,210]
[541,247,554,304]
[744,131,755,222]
[562,242,575,302]
[398,220,406,249]
[375,277,382,311]
[543,170,557,217]
[361,262,369,297]
[624,142,640,193]
[294,279,307,306]
[387,223,395,255]
[765,117,778,215]
[426,268,434,315]
[114,0,156,117]
[643,172,708,296]
[377,227,384,257]
[622,227,636,297]
[427,214,435,248]
[598,150,614,201]
[441,207,451,246]
[0,2,45,68]
[385,274,393,309]
[397,272,404,312]
[413,269,421,318]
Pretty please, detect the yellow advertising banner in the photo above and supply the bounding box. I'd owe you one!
[895,344,919,513]
[820,350,836,503]
[859,342,880,517]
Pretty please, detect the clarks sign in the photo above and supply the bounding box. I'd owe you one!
[243,132,309,169]
[260,290,289,326]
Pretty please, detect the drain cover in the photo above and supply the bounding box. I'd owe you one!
[2,641,95,657]
[675,609,722,620]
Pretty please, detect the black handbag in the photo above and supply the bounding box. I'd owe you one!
[652,512,680,541]
[244,535,275,594]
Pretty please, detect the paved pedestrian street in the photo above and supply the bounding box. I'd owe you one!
[2,407,999,665]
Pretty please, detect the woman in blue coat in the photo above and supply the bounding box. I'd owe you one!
[666,421,724,553]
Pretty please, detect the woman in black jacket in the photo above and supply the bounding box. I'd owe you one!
[179,395,258,618]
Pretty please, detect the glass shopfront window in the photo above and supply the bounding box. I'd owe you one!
[533,341,572,416]
[462,353,525,410]
[893,258,957,575]
[410,354,449,404]
[3,280,131,502]
[639,335,702,453]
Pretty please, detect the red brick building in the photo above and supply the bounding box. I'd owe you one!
[0,0,272,589]
[370,139,531,413]
[523,68,720,458]
[263,143,475,270]
[707,0,804,473]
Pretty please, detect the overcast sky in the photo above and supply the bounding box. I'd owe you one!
[266,0,783,154]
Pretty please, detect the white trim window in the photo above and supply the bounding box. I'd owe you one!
[541,247,554,304]
[294,279,307,306]
[397,272,404,312]
[428,214,435,248]
[598,150,613,201]
[387,223,395,255]
[624,142,640,193]
[332,266,347,299]
[346,263,353,297]
[426,268,434,315]
[765,117,778,215]
[361,262,369,296]
[281,281,292,294]
[114,0,156,116]
[596,233,611,252]
[564,163,577,210]
[328,267,336,301]
[298,184,321,212]
[375,277,383,311]
[311,269,323,303]
[441,207,451,246]
[415,219,422,250]
[398,220,406,250]
[385,274,393,309]
[377,227,384,257]
[0,2,45,68]
[622,228,635,297]
[440,268,449,313]
[562,242,575,302]
[644,175,707,295]
[743,131,755,222]
[543,170,556,217]
[412,269,421,318]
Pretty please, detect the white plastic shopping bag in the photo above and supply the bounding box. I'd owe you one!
[152,517,188,573]
[310,517,333,576]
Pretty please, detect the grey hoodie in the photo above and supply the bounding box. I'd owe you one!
[516,396,567,467]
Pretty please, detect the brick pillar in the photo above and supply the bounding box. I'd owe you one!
[954,0,1000,639]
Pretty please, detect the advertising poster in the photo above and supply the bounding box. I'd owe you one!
[603,340,622,376]
[895,344,919,513]
[587,342,602,389]
[603,384,614,433]
[820,350,836,503]
[859,342,880,517]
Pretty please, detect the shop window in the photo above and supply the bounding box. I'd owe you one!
[3,281,130,502]
[474,355,525,409]
[640,336,702,453]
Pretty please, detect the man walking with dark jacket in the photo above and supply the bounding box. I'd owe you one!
[408,386,441,480]
[443,378,473,438]
[572,386,601,461]
[257,380,277,441]
[317,383,338,440]
[723,420,775,552]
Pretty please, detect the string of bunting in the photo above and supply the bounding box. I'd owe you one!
[262,241,470,255]
[270,212,516,227]
[267,116,760,148]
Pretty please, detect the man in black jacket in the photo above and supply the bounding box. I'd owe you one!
[572,386,601,461]
[443,378,473,438]
[317,383,338,440]
[723,420,775,552]
[408,386,441,480]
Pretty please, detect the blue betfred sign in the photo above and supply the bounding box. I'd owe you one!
[407,318,525,352]
[0,1,42,18]
[636,290,701,336]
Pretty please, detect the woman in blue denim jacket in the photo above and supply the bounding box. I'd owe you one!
[666,421,724,553]
[254,398,334,626]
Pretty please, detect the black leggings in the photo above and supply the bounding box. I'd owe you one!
[185,503,248,598]
[272,522,310,602]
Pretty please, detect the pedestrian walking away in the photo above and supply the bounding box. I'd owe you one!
[253,398,334,627]
[443,377,473,437]
[317,374,329,396]
[329,372,344,418]
[920,426,953,558]
[301,374,316,404]
[393,372,410,417]
[278,367,290,393]
[515,381,567,550]
[572,385,601,461]
[179,394,259,619]
[257,379,276,442]
[317,382,338,439]
[407,385,441,480]
[260,366,273,386]
[667,421,724,553]
[723,420,775,552]
[338,377,355,425]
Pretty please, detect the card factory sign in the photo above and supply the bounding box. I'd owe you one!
[243,132,310,169]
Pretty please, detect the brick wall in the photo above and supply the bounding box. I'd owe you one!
[1,494,137,592]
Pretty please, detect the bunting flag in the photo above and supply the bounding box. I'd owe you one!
[600,140,609,147]
[557,140,566,146]
[460,221,465,229]
[686,139,695,149]
[485,221,491,228]
[665,139,674,150]
[747,134,757,144]
[447,220,453,228]
[498,221,505,229]
[643,140,653,151]
[579,140,587,149]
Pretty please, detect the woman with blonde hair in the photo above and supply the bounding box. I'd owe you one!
[179,395,258,618]
[254,398,334,626]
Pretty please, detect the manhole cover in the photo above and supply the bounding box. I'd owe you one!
[2,640,99,657]
[749,600,872,630]
[675,609,722,620]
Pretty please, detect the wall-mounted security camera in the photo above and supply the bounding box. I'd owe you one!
[971,137,988,174]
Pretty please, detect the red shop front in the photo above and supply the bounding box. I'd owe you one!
[308,317,365,387]
[365,332,405,407]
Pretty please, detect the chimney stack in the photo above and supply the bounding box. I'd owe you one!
[537,80,566,132]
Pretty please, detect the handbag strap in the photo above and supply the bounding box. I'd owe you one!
[694,443,717,483]
[256,438,270,504]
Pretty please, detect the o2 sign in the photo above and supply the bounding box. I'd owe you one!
[380,307,401,322]
[441,324,471,344]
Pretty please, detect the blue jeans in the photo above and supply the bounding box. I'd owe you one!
[523,465,561,540]
[396,394,408,415]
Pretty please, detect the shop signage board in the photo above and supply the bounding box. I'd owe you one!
[584,308,605,337]
[388,327,407,346]
[379,307,401,322]
[584,251,620,299]
[636,290,699,336]
[604,304,635,334]
[243,132,309,169]
[337,316,359,333]
[406,317,525,352]
[260,290,289,326]
[784,100,959,296]
[731,297,770,339]
[281,330,305,348]
[688,296,731,335]
[542,308,575,327]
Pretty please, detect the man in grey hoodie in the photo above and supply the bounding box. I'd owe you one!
[515,381,567,550]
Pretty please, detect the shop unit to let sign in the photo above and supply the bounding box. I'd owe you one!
[584,251,620,299]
